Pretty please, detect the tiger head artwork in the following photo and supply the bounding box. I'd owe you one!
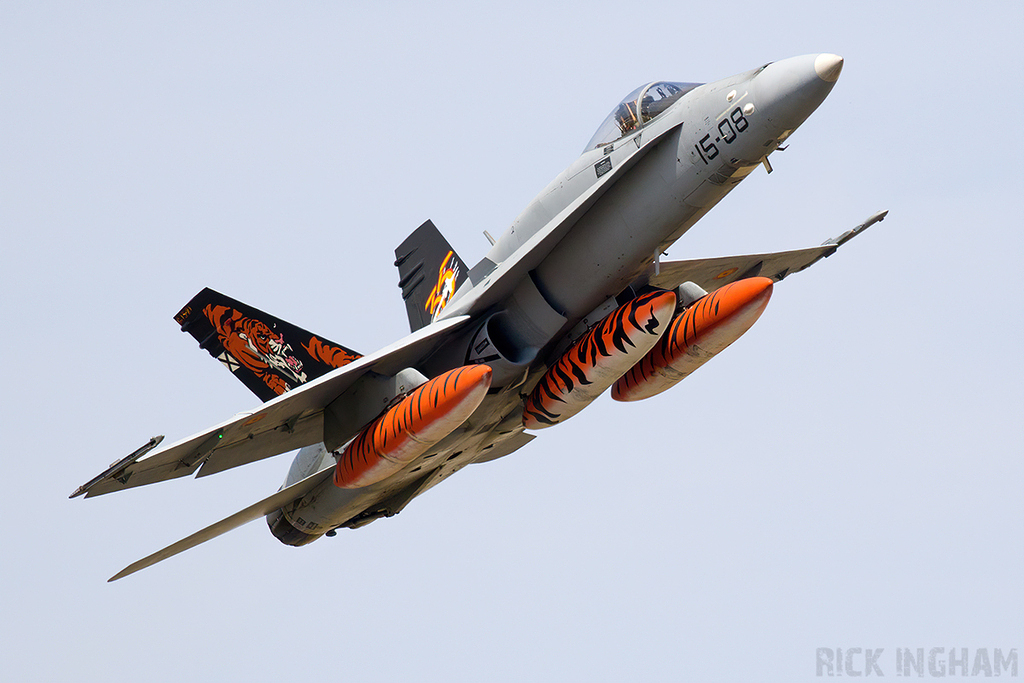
[203,304,308,396]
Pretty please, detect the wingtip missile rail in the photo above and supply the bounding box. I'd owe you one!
[70,436,164,499]
[823,210,888,248]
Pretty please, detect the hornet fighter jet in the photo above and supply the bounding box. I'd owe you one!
[73,53,885,581]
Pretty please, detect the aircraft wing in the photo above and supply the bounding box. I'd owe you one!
[648,244,837,291]
[649,210,887,292]
[72,315,471,498]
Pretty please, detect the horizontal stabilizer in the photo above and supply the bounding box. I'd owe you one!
[109,465,335,581]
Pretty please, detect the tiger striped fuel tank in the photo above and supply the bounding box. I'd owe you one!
[334,364,492,489]
[522,290,677,429]
[612,277,773,402]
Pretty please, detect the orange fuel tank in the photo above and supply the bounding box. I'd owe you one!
[334,364,492,489]
[612,277,773,402]
[523,290,677,429]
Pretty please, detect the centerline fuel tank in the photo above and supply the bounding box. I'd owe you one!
[523,290,677,429]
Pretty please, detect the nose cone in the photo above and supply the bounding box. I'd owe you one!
[814,53,844,82]
[753,53,844,134]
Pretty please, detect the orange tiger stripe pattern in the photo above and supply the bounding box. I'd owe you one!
[334,364,492,489]
[522,290,677,429]
[612,277,773,402]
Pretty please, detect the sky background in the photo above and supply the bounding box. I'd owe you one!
[3,2,1022,681]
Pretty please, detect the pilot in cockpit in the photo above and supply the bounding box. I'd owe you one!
[586,81,700,151]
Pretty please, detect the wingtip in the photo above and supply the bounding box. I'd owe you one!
[108,567,133,582]
[70,435,167,501]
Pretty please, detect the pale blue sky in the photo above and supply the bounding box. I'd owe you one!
[3,2,1022,681]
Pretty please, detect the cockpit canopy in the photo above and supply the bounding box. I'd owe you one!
[585,81,701,151]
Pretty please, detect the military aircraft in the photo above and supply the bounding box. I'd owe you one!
[73,53,886,581]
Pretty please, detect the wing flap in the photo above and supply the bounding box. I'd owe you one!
[77,315,472,498]
[196,411,324,478]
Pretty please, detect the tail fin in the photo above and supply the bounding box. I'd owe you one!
[395,220,469,332]
[174,288,362,402]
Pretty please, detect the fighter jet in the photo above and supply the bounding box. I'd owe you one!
[72,53,886,581]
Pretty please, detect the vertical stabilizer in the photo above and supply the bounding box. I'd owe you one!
[395,220,469,332]
[174,288,362,402]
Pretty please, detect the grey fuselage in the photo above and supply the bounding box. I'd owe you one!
[271,54,843,539]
